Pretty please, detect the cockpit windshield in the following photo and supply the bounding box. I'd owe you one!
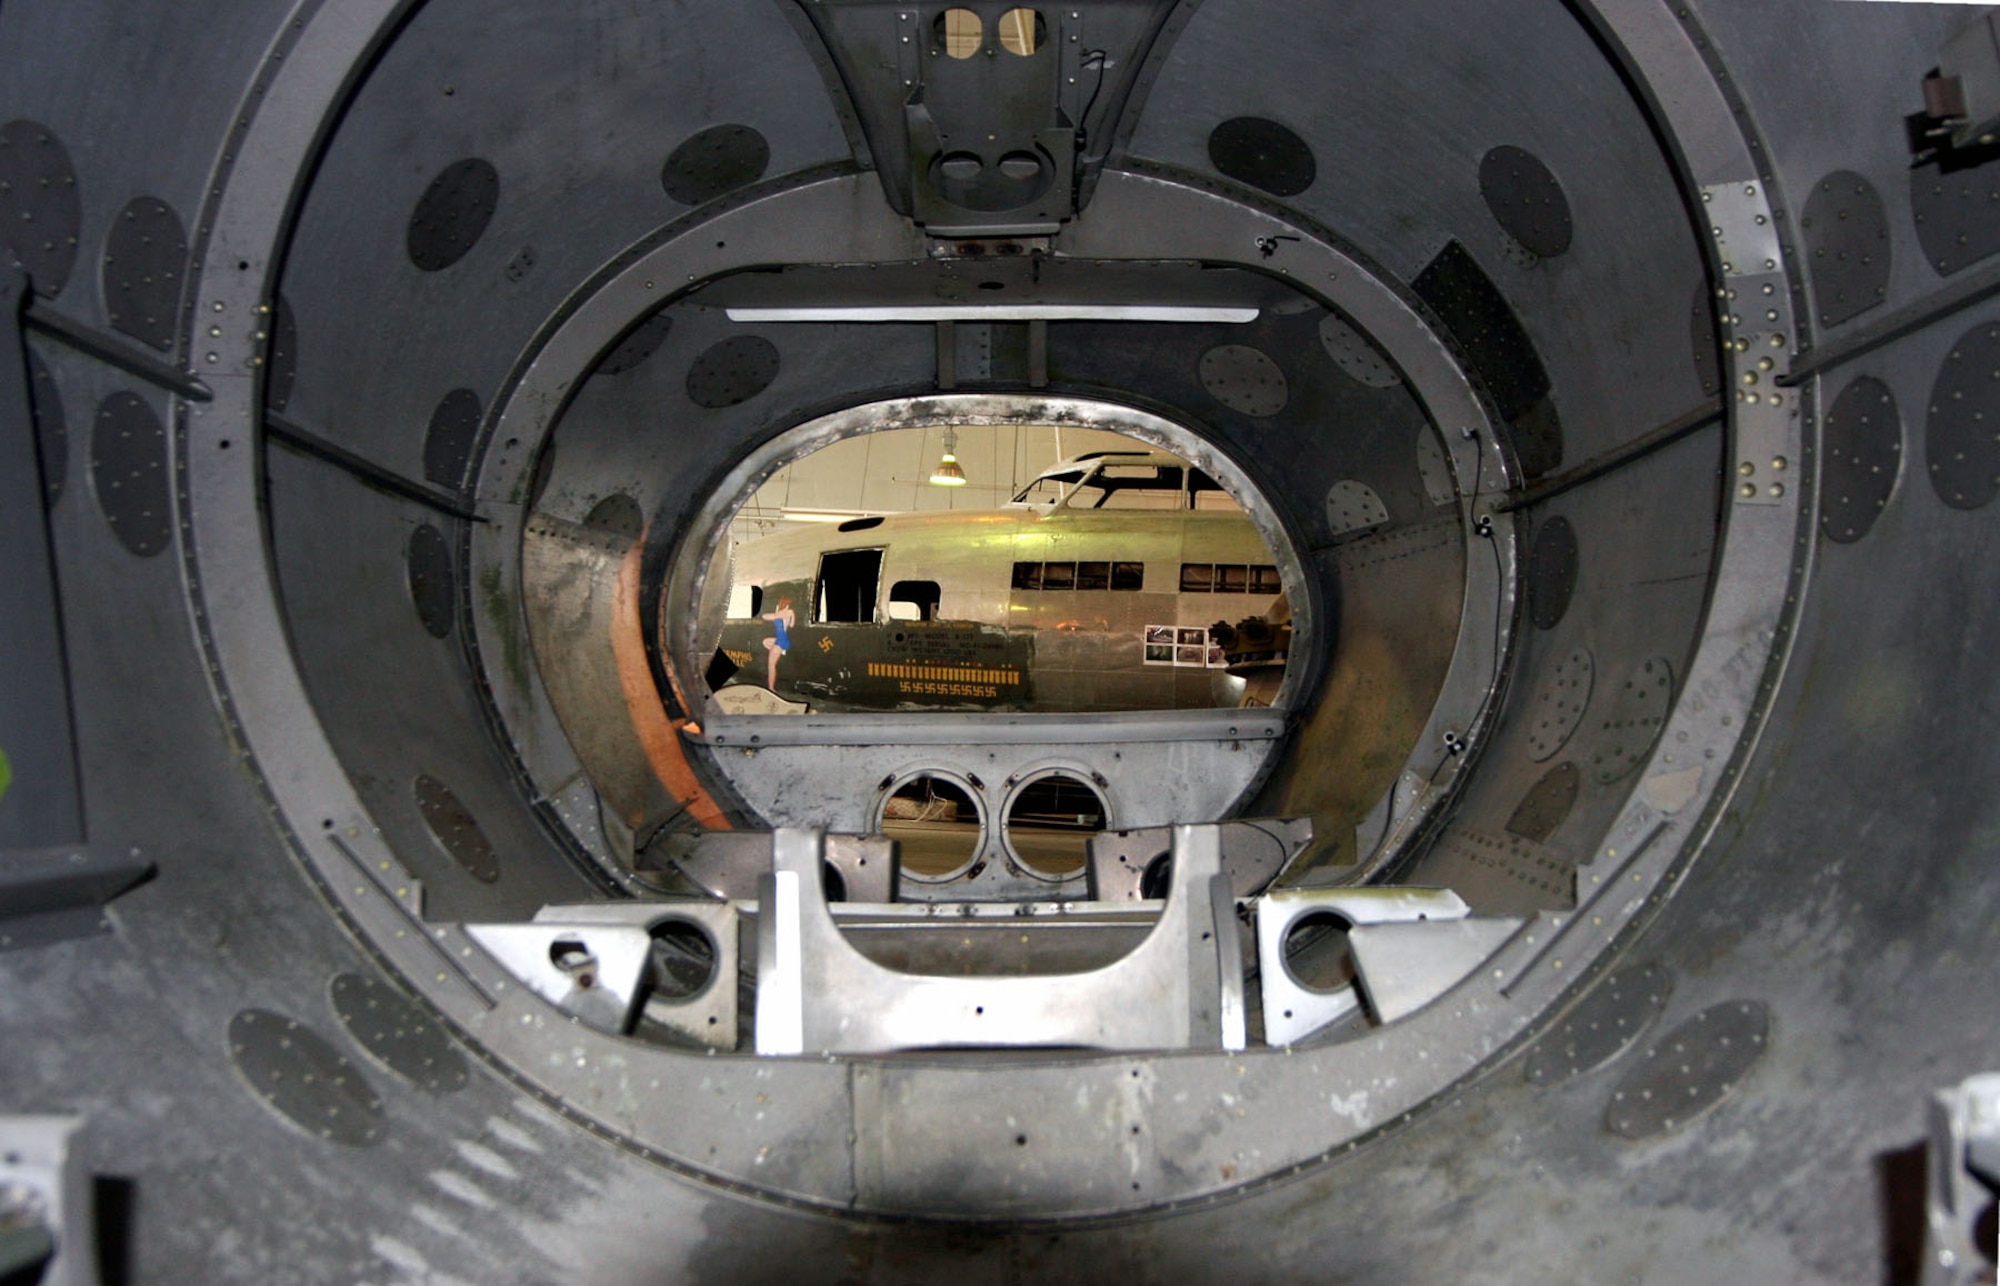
[1011,470,1086,506]
[1009,459,1242,512]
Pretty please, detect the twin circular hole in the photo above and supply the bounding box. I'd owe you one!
[879,769,1107,884]
[936,8,1045,58]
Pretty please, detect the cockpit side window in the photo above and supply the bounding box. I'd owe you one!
[1094,464,1185,510]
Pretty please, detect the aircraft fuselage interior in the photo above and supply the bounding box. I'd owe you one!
[0,0,1996,1280]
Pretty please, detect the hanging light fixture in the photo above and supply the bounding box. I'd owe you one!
[929,427,968,486]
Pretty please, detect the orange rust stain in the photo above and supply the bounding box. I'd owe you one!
[613,537,729,829]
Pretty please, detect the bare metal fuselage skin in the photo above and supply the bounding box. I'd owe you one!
[711,500,1282,712]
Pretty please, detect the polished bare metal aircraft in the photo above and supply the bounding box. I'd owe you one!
[707,450,1291,712]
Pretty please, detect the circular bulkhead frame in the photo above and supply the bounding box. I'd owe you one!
[656,390,1351,894]
[172,0,1807,1220]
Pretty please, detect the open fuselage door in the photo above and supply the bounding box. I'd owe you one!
[814,548,883,624]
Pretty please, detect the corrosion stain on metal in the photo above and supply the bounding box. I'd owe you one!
[0,120,82,297]
[582,493,643,541]
[1589,656,1673,786]
[101,196,188,352]
[595,310,673,377]
[1524,961,1672,1087]
[90,391,171,557]
[1478,145,1572,260]
[661,124,771,206]
[1924,321,2000,511]
[1505,761,1579,844]
[1318,313,1400,388]
[407,523,456,640]
[1801,170,1889,327]
[407,158,500,272]
[1911,155,2000,277]
[414,774,499,883]
[1606,1000,1770,1139]
[1198,343,1288,417]
[227,1010,384,1147]
[1822,375,1900,542]
[687,335,781,409]
[1207,116,1315,197]
[330,973,470,1095]
[1525,647,1593,762]
[1526,515,1579,630]
[28,347,65,506]
[423,388,482,492]
[266,294,299,415]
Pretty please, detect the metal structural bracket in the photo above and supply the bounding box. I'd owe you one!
[653,830,896,903]
[0,1116,82,1286]
[0,846,155,952]
[1698,180,1798,510]
[1257,887,1517,1045]
[1087,816,1311,901]
[1924,1071,2000,1285]
[465,901,738,1048]
[1700,180,1782,279]
[1347,915,1525,1024]
[756,826,1245,1055]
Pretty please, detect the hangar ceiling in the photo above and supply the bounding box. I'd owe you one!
[0,0,1996,1280]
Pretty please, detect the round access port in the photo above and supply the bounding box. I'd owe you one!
[1282,909,1356,993]
[1003,771,1106,879]
[644,918,719,1000]
[879,773,984,881]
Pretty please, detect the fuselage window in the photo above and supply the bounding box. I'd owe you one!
[727,583,765,619]
[816,548,883,623]
[1012,560,1146,591]
[1180,562,1279,592]
[889,579,941,622]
